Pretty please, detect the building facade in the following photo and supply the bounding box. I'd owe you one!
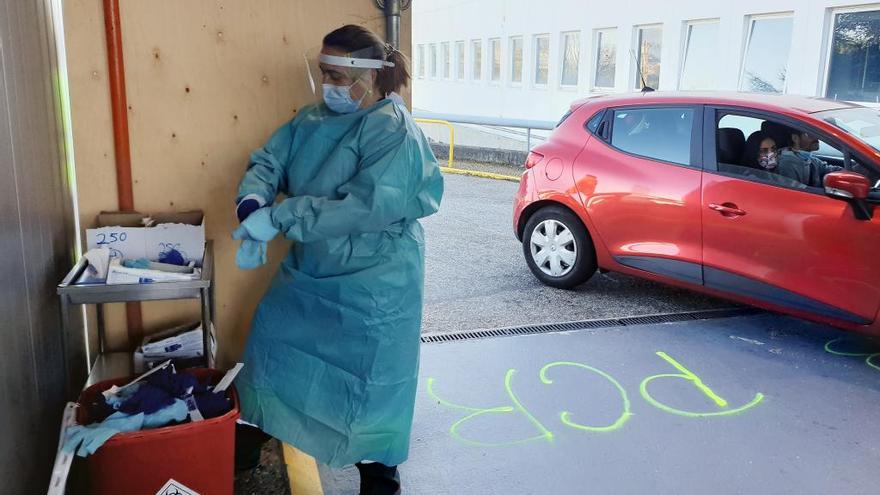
[412,0,880,121]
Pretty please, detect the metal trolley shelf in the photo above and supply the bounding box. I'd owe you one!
[57,241,216,388]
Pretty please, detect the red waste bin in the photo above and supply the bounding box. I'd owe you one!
[76,368,240,495]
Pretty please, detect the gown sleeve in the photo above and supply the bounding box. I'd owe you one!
[268,107,444,243]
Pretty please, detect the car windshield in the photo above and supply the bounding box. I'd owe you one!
[816,107,880,153]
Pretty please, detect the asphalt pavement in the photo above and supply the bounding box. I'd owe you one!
[322,312,880,495]
[420,173,732,335]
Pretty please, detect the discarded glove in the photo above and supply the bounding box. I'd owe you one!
[63,412,145,457]
[142,399,189,429]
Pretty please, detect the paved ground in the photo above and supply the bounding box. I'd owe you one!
[321,313,880,495]
[420,173,732,335]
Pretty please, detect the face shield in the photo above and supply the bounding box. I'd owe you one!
[304,45,395,114]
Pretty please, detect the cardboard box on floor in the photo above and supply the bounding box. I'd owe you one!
[86,211,206,266]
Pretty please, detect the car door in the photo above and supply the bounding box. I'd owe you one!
[572,105,704,285]
[701,107,880,326]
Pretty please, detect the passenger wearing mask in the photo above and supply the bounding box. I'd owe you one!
[739,131,806,189]
[741,131,780,172]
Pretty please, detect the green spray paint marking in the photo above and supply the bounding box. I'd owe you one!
[639,352,764,418]
[428,352,765,447]
[539,361,632,433]
[426,371,554,448]
[824,338,880,373]
[824,338,876,357]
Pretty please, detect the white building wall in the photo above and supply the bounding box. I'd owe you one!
[412,0,880,121]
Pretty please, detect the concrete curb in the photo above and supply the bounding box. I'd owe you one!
[430,142,529,167]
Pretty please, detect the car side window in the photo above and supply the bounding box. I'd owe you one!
[713,112,857,191]
[610,107,694,166]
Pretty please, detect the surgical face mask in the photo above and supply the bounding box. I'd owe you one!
[758,150,778,170]
[322,82,366,114]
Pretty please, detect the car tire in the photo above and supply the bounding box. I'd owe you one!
[522,205,597,289]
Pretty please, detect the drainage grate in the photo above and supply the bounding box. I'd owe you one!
[420,307,762,344]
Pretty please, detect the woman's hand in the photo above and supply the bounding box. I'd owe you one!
[232,207,280,242]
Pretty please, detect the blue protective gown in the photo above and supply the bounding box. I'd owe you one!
[235,99,443,467]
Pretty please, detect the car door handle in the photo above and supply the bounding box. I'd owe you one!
[708,203,747,217]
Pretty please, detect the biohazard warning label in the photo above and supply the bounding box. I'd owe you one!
[155,479,201,495]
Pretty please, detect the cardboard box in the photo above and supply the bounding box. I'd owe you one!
[86,211,205,266]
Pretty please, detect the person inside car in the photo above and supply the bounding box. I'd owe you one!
[738,131,806,189]
[742,131,779,172]
[778,130,843,187]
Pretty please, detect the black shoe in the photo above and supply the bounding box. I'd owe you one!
[356,462,401,495]
[235,423,272,471]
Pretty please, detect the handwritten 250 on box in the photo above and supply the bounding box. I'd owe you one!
[86,211,206,267]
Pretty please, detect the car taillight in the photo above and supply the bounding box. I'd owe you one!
[524,151,544,169]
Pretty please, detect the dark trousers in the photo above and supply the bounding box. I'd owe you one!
[356,462,401,495]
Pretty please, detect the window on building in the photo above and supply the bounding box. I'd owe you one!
[472,39,483,81]
[679,20,720,90]
[442,42,450,79]
[739,15,793,93]
[490,38,501,82]
[826,9,880,102]
[634,25,662,90]
[594,28,617,89]
[510,36,524,83]
[417,44,425,78]
[456,41,466,80]
[561,31,580,87]
[611,107,694,166]
[534,34,551,86]
[430,44,437,78]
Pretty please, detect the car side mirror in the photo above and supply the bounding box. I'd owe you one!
[824,171,873,220]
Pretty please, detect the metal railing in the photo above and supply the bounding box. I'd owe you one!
[413,110,556,151]
[413,118,455,168]
[413,111,556,182]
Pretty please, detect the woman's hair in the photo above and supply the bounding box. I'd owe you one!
[323,24,410,96]
[741,130,776,169]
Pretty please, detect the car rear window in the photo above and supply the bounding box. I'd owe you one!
[610,107,694,166]
[586,111,604,133]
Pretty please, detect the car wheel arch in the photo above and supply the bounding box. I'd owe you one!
[517,200,594,244]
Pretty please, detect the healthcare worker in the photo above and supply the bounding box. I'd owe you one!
[232,24,443,495]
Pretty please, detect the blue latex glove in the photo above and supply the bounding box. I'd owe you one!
[143,399,189,429]
[236,239,267,269]
[237,198,262,222]
[64,412,145,457]
[232,207,279,242]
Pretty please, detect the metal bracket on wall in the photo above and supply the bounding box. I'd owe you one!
[375,0,412,49]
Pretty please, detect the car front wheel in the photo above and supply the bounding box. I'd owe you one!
[522,206,597,289]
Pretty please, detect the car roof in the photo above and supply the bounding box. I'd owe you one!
[573,91,860,116]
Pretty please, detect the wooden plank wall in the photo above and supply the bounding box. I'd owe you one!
[63,0,413,365]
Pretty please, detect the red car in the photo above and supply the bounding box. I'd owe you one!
[514,92,880,335]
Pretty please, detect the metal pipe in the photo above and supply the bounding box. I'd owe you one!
[102,0,134,211]
[102,0,143,344]
[383,0,401,48]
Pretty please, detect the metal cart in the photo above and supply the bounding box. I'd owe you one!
[57,241,216,390]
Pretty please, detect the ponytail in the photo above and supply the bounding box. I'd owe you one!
[376,48,410,96]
